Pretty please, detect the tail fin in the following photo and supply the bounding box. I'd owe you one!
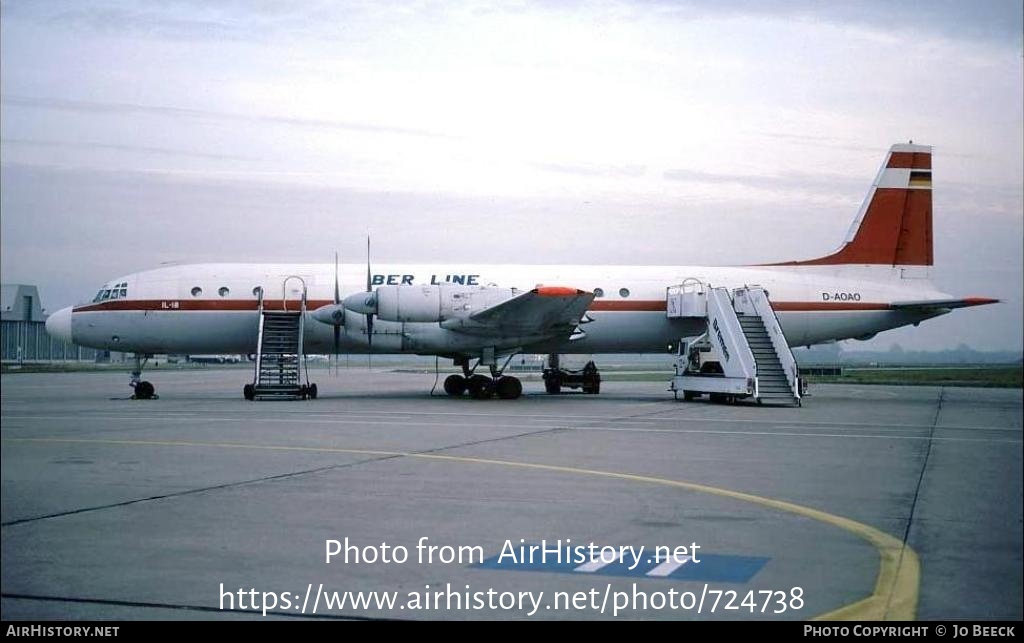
[771,143,933,266]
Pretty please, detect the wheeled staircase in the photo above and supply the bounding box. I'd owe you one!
[668,282,802,406]
[244,279,317,401]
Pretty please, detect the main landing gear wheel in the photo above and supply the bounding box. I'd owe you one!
[444,374,468,397]
[467,374,494,399]
[494,376,523,400]
[307,383,318,400]
[243,384,255,401]
[133,381,156,400]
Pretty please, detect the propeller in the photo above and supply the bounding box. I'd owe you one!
[324,237,377,365]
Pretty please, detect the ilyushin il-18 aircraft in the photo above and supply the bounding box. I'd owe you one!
[46,143,997,402]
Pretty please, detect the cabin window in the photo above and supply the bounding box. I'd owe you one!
[218,287,230,297]
[593,288,604,298]
[619,288,630,298]
[191,287,203,297]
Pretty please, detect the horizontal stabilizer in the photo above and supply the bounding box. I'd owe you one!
[890,297,999,311]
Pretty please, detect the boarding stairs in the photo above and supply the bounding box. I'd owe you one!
[247,278,315,401]
[667,281,802,406]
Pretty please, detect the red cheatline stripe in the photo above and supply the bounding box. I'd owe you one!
[591,301,667,312]
[772,302,890,311]
[75,299,897,313]
[74,299,335,313]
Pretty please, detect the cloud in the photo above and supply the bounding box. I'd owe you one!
[6,2,1021,48]
[662,167,866,200]
[635,0,1023,47]
[1,95,453,140]
[1,137,253,161]
[530,162,647,178]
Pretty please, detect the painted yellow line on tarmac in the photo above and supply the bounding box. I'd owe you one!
[3,436,918,620]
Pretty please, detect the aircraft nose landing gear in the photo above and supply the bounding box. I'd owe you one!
[129,354,158,400]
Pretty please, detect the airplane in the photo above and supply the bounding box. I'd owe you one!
[45,143,998,401]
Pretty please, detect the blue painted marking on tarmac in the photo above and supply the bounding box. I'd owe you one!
[475,548,768,583]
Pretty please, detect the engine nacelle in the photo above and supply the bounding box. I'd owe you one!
[360,285,518,323]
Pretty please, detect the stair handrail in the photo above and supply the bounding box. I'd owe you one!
[666,278,708,318]
[680,277,705,294]
[281,275,309,389]
[281,276,308,312]
[706,286,757,381]
[253,286,265,386]
[745,286,801,400]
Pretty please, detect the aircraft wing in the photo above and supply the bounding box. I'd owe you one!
[457,286,595,336]
[890,297,999,311]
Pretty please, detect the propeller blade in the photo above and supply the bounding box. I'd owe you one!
[334,252,341,304]
[334,252,340,374]
[334,325,340,373]
[365,237,371,293]
[366,236,373,367]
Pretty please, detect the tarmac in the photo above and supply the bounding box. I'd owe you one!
[1,367,1021,620]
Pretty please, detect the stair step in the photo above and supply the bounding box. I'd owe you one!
[253,309,306,401]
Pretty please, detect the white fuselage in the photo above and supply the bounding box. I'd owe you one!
[60,262,951,356]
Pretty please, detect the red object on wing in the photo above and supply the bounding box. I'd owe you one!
[534,286,584,297]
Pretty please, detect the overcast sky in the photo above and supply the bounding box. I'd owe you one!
[1,1,1021,351]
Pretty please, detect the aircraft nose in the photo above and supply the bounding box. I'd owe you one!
[46,306,74,343]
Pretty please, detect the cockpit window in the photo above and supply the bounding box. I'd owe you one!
[93,283,128,303]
